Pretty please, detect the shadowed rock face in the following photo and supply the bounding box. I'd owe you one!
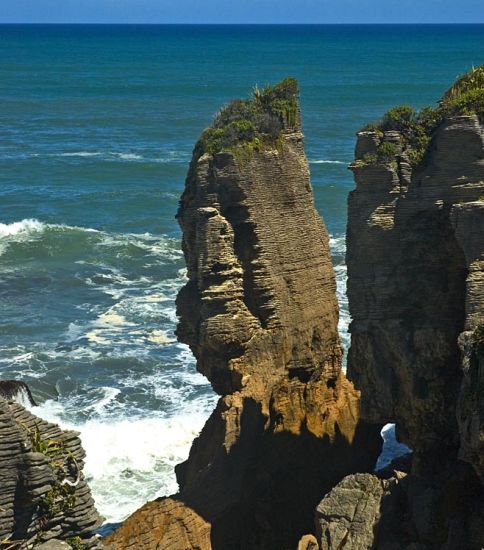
[106,80,382,550]
[347,115,484,473]
[0,396,103,549]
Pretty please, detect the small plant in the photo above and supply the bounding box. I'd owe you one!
[20,424,80,533]
[39,483,77,517]
[360,122,384,134]
[66,536,86,550]
[356,153,378,166]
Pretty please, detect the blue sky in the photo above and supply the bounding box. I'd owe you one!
[1,0,483,23]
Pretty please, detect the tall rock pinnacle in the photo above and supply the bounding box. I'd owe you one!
[106,79,382,549]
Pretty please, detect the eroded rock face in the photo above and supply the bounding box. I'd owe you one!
[0,397,103,549]
[314,465,484,550]
[315,472,402,550]
[107,80,382,550]
[341,112,484,547]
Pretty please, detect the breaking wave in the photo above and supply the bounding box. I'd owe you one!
[309,159,347,165]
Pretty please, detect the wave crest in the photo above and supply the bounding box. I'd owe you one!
[0,218,46,238]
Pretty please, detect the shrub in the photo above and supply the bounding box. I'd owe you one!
[381,105,416,132]
[360,66,484,168]
[441,66,484,103]
[194,77,299,158]
[441,88,484,119]
[377,141,399,163]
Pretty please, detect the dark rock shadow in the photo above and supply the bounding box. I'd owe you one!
[172,396,382,550]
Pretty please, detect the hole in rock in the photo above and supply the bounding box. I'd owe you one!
[375,423,412,471]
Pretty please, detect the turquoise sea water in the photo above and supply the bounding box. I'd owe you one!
[1,24,483,525]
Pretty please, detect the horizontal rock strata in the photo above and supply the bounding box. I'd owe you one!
[338,79,484,547]
[0,396,103,549]
[107,79,382,550]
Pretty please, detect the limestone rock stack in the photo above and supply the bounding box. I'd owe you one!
[106,79,382,549]
[0,396,103,549]
[315,70,484,549]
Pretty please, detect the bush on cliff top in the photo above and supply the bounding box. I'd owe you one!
[194,77,299,158]
[362,65,484,167]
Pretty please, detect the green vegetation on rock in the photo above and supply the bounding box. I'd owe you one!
[66,536,86,550]
[363,66,484,167]
[21,424,78,529]
[194,77,299,159]
[376,141,400,163]
[354,142,399,168]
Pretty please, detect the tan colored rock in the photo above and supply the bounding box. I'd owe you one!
[107,80,382,550]
[298,534,319,550]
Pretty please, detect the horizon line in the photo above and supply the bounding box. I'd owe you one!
[1,22,483,26]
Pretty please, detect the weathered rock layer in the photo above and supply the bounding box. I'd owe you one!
[107,80,382,549]
[321,81,484,548]
[0,395,103,549]
[348,115,484,470]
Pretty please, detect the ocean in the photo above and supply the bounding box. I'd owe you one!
[1,24,483,528]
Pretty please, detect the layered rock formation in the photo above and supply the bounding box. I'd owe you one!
[106,79,382,549]
[312,70,484,549]
[0,395,103,549]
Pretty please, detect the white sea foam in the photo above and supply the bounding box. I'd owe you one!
[329,235,346,255]
[0,218,45,238]
[59,152,102,158]
[86,330,111,345]
[309,159,346,165]
[97,311,133,327]
[49,150,189,164]
[83,387,121,415]
[57,151,142,161]
[146,330,175,345]
[0,218,100,241]
[80,412,211,523]
[328,235,350,355]
[33,385,215,524]
[113,153,143,161]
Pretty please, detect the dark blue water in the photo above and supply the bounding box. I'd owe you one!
[1,24,483,523]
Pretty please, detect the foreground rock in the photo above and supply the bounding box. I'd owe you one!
[320,68,484,549]
[0,395,103,549]
[106,79,382,549]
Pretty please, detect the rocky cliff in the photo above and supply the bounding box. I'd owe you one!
[313,67,484,549]
[0,389,103,549]
[106,79,382,550]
